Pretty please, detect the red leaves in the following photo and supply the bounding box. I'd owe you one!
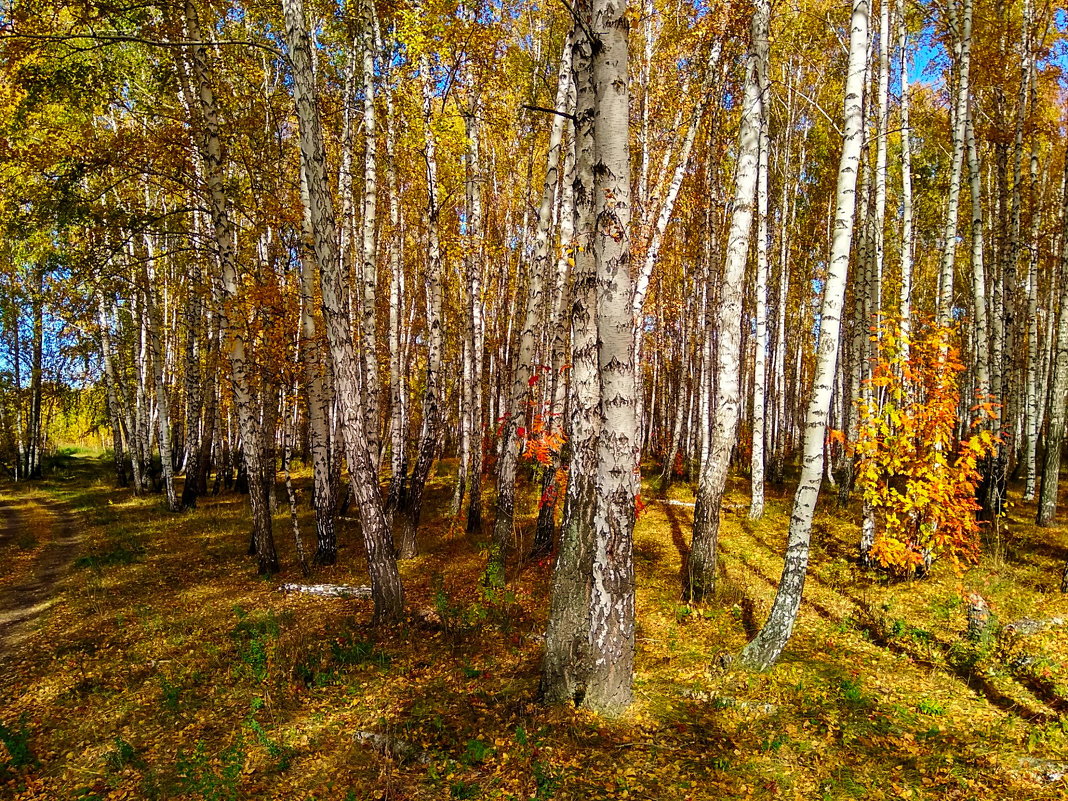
[518,414,566,467]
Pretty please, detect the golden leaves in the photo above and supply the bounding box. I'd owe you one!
[855,319,996,575]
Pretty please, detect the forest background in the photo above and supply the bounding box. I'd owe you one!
[3,0,1068,798]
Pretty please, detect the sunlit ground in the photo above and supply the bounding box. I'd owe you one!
[0,451,1066,800]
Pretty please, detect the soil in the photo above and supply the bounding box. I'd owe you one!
[0,486,82,649]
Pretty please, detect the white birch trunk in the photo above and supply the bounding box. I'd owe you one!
[741,0,868,671]
[584,0,638,716]
[1037,157,1068,530]
[898,0,913,343]
[492,37,573,566]
[749,37,771,521]
[937,0,972,327]
[181,0,277,573]
[282,0,403,621]
[689,0,767,603]
[395,55,446,560]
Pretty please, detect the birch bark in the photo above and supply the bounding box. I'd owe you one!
[749,33,770,521]
[282,0,403,620]
[936,0,972,327]
[740,0,868,670]
[1037,152,1068,530]
[395,55,446,561]
[181,0,278,573]
[492,37,574,570]
[584,0,639,715]
[688,0,767,603]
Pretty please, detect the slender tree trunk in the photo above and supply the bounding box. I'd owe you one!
[1023,78,1040,500]
[492,36,573,572]
[740,0,868,671]
[143,252,180,512]
[97,292,129,488]
[282,387,308,576]
[1037,152,1068,529]
[749,36,770,521]
[898,0,913,344]
[937,0,972,327]
[298,166,338,565]
[382,26,407,514]
[27,270,43,478]
[395,55,446,561]
[282,0,403,621]
[358,0,381,467]
[181,0,277,573]
[533,107,577,557]
[966,105,991,404]
[689,0,767,603]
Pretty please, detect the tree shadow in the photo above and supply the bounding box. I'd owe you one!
[662,503,691,593]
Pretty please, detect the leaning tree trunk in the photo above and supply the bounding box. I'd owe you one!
[281,0,403,621]
[688,0,767,603]
[740,0,868,671]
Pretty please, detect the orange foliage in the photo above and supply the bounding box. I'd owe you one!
[854,321,998,575]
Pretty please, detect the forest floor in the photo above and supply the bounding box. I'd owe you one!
[1,452,1068,800]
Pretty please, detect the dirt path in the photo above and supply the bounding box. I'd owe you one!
[0,488,84,649]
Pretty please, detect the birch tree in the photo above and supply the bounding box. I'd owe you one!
[181,0,278,574]
[740,0,869,670]
[281,0,404,622]
[688,0,768,603]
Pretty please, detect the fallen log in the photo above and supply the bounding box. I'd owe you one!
[278,583,372,599]
[1001,617,1067,638]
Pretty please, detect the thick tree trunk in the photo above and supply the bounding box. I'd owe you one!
[543,24,598,708]
[740,0,868,671]
[583,0,639,716]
